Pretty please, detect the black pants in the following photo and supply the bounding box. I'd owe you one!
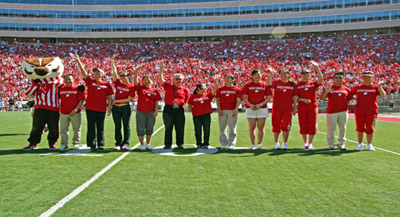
[86,109,106,148]
[28,108,60,145]
[112,105,131,146]
[193,113,211,147]
[162,105,185,147]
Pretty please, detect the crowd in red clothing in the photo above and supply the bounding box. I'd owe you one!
[0,33,399,104]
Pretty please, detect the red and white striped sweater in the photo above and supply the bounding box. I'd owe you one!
[25,77,63,111]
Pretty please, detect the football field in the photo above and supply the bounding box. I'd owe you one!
[0,111,399,216]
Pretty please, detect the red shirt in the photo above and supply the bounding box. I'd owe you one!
[271,80,294,112]
[136,84,162,113]
[215,85,242,110]
[351,84,383,115]
[242,81,272,108]
[84,77,114,113]
[295,80,321,107]
[324,85,352,114]
[113,79,135,106]
[59,85,85,115]
[162,82,190,106]
[188,92,214,116]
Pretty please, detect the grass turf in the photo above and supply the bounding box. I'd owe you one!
[0,111,399,216]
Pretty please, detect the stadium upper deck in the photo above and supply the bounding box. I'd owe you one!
[0,0,399,41]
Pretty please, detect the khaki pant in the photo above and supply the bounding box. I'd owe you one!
[218,110,238,147]
[60,113,82,146]
[326,111,348,146]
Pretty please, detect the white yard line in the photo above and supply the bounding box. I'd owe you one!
[293,124,400,156]
[39,125,164,217]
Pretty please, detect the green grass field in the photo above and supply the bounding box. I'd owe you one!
[0,111,399,216]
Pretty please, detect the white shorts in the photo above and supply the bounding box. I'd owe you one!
[245,108,269,119]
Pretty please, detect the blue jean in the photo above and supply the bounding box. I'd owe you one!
[112,105,132,146]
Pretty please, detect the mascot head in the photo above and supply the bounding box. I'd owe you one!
[22,57,64,80]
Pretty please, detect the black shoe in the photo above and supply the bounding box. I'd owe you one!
[177,145,184,149]
[203,146,209,149]
[98,146,104,150]
[163,146,171,149]
[90,146,97,151]
[197,145,201,149]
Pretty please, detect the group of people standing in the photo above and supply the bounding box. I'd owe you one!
[23,56,387,152]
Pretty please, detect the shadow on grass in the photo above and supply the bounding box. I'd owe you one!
[0,133,29,137]
[0,147,359,157]
[216,148,359,157]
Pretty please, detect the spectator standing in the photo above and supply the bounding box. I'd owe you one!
[58,74,85,150]
[188,77,218,149]
[320,71,352,150]
[158,61,190,149]
[242,69,272,150]
[215,74,242,150]
[133,63,162,150]
[110,55,136,151]
[267,67,295,150]
[8,98,14,111]
[293,61,323,150]
[69,53,114,151]
[350,71,387,151]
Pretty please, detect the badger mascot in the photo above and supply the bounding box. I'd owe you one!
[22,57,64,150]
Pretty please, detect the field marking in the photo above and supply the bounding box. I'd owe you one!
[292,124,400,156]
[39,125,164,217]
[152,144,218,156]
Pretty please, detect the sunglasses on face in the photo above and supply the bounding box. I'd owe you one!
[334,77,343,79]
[120,74,128,77]
[301,72,309,75]
[175,78,182,81]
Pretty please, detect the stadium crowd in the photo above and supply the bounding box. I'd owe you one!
[0,33,399,107]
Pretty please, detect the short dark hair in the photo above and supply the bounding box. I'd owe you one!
[334,71,345,77]
[251,69,261,76]
[63,73,75,79]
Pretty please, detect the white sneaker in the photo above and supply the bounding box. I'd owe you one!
[250,144,256,150]
[73,145,80,150]
[221,145,226,149]
[308,144,314,150]
[282,143,288,150]
[146,144,152,150]
[228,146,235,150]
[328,144,335,150]
[275,143,281,149]
[301,144,309,149]
[338,144,346,150]
[257,144,262,149]
[140,145,146,150]
[114,146,121,151]
[357,144,364,151]
[367,144,375,151]
[58,146,68,150]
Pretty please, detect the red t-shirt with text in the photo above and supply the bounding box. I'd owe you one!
[59,85,85,115]
[215,86,242,110]
[188,92,214,116]
[113,79,135,106]
[295,80,321,107]
[271,80,294,112]
[84,77,114,112]
[242,81,272,108]
[324,85,352,114]
[136,84,162,113]
[351,84,383,115]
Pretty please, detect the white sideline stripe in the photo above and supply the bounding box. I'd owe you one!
[293,124,400,156]
[39,125,165,217]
